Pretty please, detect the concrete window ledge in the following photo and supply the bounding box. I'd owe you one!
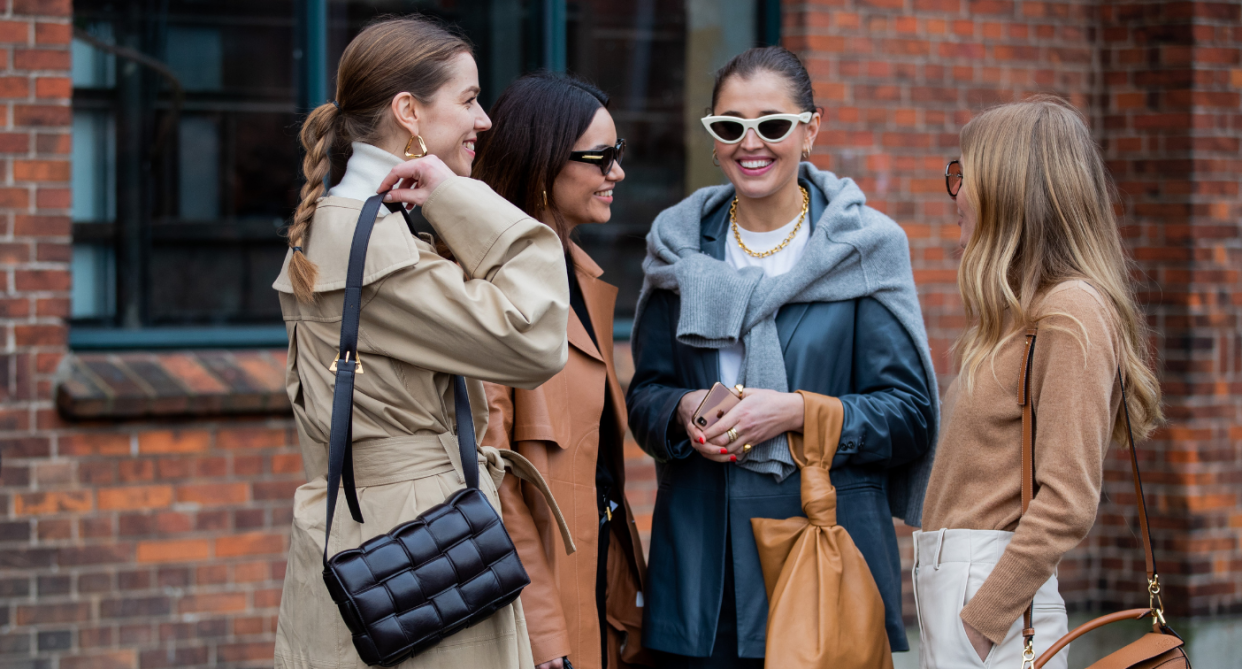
[55,350,292,419]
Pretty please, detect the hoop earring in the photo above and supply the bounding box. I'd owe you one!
[802,146,811,160]
[712,149,720,167]
[405,134,427,159]
[542,190,548,208]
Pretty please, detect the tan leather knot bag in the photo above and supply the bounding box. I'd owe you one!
[751,391,893,669]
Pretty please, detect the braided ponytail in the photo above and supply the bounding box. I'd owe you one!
[285,16,470,304]
[287,102,338,303]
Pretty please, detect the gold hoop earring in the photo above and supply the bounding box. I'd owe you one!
[542,190,548,208]
[405,134,427,158]
[802,146,811,160]
[712,149,720,167]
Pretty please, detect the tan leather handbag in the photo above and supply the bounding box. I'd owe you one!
[1016,329,1190,669]
[750,391,893,669]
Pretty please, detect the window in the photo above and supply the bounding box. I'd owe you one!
[71,0,299,346]
[70,0,777,347]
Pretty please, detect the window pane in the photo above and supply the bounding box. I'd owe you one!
[569,0,687,320]
[71,22,115,89]
[71,110,116,223]
[178,116,221,220]
[71,244,116,319]
[167,26,224,92]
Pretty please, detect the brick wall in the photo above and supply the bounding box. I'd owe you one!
[1088,0,1242,617]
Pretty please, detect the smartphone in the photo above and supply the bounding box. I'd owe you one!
[691,383,743,431]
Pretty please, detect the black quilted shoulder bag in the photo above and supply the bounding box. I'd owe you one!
[320,194,531,666]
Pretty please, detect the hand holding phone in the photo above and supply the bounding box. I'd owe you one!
[691,382,743,431]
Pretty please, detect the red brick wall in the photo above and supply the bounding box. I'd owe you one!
[1087,0,1242,617]
[3,420,301,668]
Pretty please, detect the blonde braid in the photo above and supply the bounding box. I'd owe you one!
[287,102,338,303]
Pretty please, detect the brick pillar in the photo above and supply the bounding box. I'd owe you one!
[1093,0,1242,617]
[0,0,74,658]
[0,0,71,433]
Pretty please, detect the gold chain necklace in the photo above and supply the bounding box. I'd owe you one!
[730,186,810,258]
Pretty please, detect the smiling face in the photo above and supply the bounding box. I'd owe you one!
[410,52,492,176]
[549,107,625,230]
[711,70,820,201]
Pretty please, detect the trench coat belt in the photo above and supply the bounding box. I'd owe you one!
[336,433,577,555]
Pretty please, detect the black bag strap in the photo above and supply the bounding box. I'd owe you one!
[322,194,479,564]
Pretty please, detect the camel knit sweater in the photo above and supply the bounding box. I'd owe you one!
[921,280,1123,645]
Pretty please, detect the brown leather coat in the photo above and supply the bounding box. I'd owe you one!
[482,245,649,669]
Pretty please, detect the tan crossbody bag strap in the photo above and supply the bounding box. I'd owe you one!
[1018,328,1160,668]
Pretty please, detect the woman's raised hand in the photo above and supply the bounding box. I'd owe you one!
[377,154,455,206]
[701,388,805,458]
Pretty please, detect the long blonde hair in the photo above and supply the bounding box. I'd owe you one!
[286,17,470,303]
[955,95,1162,443]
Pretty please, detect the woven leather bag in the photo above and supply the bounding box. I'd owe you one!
[319,194,532,667]
[1015,329,1190,669]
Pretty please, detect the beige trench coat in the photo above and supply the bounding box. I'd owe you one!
[271,177,570,669]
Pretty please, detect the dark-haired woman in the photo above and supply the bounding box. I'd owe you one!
[474,73,650,669]
[272,18,569,669]
[627,46,938,666]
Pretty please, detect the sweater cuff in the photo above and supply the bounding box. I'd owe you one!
[960,559,1040,646]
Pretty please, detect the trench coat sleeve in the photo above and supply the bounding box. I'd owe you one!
[835,297,934,469]
[358,177,570,389]
[627,290,696,463]
[480,381,573,665]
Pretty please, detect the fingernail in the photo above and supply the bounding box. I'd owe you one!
[699,436,705,444]
[382,194,392,202]
[718,448,727,454]
[730,455,737,462]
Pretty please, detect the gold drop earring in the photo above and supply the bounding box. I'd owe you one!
[405,134,427,158]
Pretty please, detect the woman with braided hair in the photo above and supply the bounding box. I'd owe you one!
[271,16,569,669]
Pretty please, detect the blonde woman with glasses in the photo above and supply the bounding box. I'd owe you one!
[916,96,1162,668]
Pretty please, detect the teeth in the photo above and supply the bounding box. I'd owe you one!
[464,141,475,151]
[740,159,772,169]
[595,190,613,197]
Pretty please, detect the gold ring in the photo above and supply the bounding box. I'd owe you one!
[726,427,739,443]
[743,444,752,453]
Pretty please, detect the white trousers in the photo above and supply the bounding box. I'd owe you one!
[912,529,1069,669]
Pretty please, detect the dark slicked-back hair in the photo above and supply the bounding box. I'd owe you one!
[711,46,815,113]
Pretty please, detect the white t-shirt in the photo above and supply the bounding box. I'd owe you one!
[718,213,810,387]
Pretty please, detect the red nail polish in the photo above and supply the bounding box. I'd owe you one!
[720,448,728,454]
[730,455,737,462]
[699,436,705,444]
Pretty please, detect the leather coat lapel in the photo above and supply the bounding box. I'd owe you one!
[567,310,604,363]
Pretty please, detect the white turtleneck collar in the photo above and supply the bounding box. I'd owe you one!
[328,142,403,202]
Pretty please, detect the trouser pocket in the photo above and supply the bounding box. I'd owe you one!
[914,559,983,669]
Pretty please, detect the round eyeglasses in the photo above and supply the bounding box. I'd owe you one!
[945,160,963,198]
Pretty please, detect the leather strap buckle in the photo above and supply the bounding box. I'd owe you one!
[329,351,364,375]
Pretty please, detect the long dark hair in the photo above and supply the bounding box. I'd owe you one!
[472,71,609,249]
[288,16,471,303]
